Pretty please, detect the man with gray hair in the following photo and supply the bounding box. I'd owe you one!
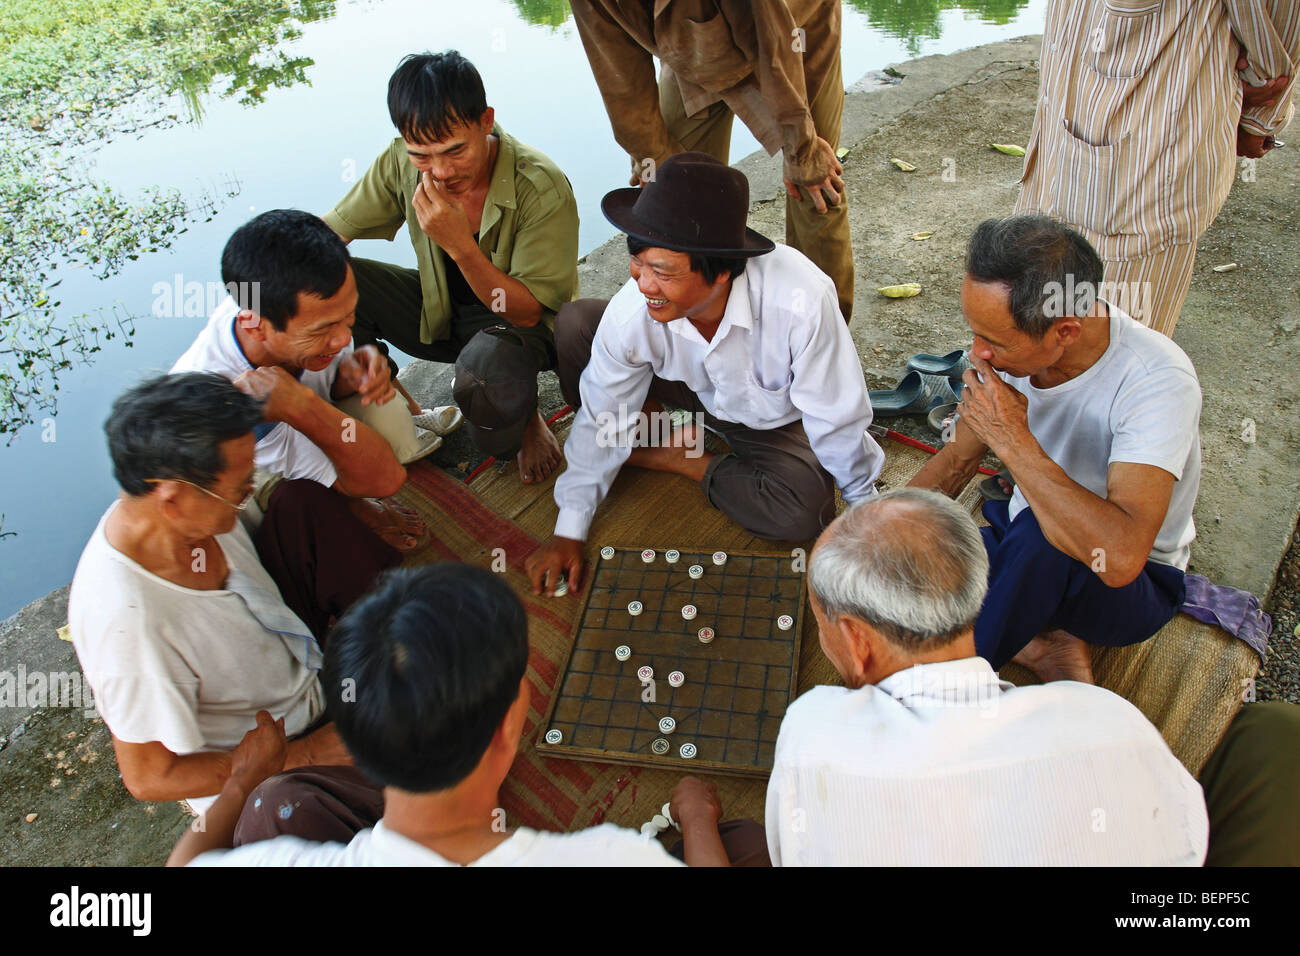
[761,488,1208,865]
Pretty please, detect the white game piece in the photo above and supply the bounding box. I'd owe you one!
[628,601,643,616]
[679,742,697,759]
[614,645,632,661]
[712,551,727,566]
[544,729,563,745]
[551,576,568,597]
[600,546,615,560]
[668,671,685,687]
[665,549,680,564]
[650,737,670,755]
[688,564,704,579]
[641,549,656,563]
[681,604,697,621]
[777,614,794,631]
[640,821,659,837]
[661,802,675,825]
[658,716,676,735]
[651,813,671,830]
[637,665,654,683]
[697,626,715,645]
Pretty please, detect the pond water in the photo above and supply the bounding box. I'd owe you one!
[0,0,1045,618]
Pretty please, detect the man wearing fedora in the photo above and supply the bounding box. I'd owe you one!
[525,153,883,595]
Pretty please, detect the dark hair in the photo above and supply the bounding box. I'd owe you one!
[626,235,748,285]
[324,564,529,793]
[220,209,350,331]
[965,215,1104,338]
[106,372,263,497]
[388,51,488,144]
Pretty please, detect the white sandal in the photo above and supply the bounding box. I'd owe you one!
[412,405,464,436]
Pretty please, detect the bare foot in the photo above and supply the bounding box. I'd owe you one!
[349,496,425,537]
[518,411,562,484]
[626,422,712,483]
[1011,629,1095,684]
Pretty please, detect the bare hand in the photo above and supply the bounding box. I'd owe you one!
[1237,125,1273,158]
[412,170,474,254]
[232,366,314,424]
[670,776,722,827]
[783,136,844,214]
[1237,52,1291,111]
[229,710,288,791]
[524,536,585,596]
[337,345,396,406]
[958,355,1033,461]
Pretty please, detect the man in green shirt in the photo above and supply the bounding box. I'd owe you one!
[323,51,580,483]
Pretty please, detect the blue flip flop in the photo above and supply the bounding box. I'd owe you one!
[869,371,962,418]
[906,349,973,382]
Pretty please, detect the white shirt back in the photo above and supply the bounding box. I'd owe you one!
[171,296,350,487]
[765,657,1208,866]
[190,820,685,867]
[998,303,1201,568]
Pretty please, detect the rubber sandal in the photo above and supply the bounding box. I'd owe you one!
[979,469,1014,501]
[869,370,961,418]
[905,349,973,382]
[927,401,960,436]
[412,405,464,436]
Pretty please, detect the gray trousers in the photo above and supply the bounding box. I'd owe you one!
[556,299,835,542]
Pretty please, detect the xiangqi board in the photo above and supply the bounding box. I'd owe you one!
[535,548,806,777]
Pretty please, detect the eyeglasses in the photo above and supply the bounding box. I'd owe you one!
[144,477,254,512]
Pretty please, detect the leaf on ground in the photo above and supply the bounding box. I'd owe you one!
[878,283,922,298]
[1212,262,1239,272]
[909,231,933,240]
[991,143,1026,156]
[835,147,850,160]
[891,157,917,172]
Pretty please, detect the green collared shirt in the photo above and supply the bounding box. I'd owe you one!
[323,125,580,343]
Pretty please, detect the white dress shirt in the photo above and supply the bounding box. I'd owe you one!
[766,657,1208,866]
[554,244,884,540]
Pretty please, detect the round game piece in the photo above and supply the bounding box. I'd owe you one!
[658,716,676,735]
[628,601,643,617]
[651,813,671,830]
[544,729,563,745]
[665,549,680,564]
[640,821,659,837]
[777,614,794,631]
[600,546,615,560]
[641,549,656,563]
[551,577,568,597]
[614,645,632,662]
[637,665,654,683]
[681,604,697,621]
[661,802,675,825]
[650,737,670,755]
[668,670,685,687]
[679,742,697,759]
[712,551,727,566]
[697,626,715,645]
[688,564,704,579]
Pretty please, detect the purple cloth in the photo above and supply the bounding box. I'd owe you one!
[1178,574,1271,662]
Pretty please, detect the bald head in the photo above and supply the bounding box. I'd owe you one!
[809,488,989,653]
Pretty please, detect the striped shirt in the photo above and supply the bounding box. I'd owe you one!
[1017,0,1298,260]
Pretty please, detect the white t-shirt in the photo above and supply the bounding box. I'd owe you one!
[68,504,326,812]
[998,302,1201,568]
[766,657,1208,866]
[189,820,685,867]
[171,296,351,486]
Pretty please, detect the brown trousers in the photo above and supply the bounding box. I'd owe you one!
[659,53,854,322]
[556,299,836,542]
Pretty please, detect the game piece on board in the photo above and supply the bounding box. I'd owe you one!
[679,742,697,759]
[551,576,568,597]
[600,546,615,559]
[640,821,659,837]
[651,813,671,830]
[697,626,715,644]
[628,600,643,616]
[688,564,704,579]
[614,645,632,661]
[651,737,670,755]
[712,551,727,566]
[777,614,794,631]
[681,604,697,621]
[637,665,654,683]
[641,549,656,563]
[658,716,676,735]
[661,802,675,825]
[668,670,685,687]
[665,549,680,564]
[544,729,562,745]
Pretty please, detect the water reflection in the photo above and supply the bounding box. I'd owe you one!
[509,0,572,29]
[844,0,1031,55]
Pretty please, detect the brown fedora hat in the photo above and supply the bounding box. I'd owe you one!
[601,152,775,257]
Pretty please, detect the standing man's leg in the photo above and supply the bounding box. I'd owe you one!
[790,45,854,322]
[658,68,734,165]
[1101,242,1199,339]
